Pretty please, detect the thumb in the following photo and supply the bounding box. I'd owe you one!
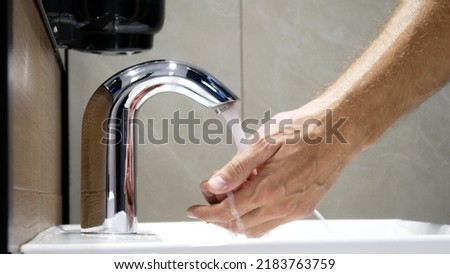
[207,140,279,194]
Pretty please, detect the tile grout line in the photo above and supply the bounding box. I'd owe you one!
[239,0,245,119]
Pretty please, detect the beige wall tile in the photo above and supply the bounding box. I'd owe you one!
[241,0,397,118]
[9,190,40,252]
[10,191,62,253]
[321,89,450,223]
[9,0,62,252]
[11,0,62,194]
[39,193,63,229]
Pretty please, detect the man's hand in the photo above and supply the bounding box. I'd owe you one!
[187,102,358,237]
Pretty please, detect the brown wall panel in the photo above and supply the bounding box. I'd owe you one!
[9,0,62,252]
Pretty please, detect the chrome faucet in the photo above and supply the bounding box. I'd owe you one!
[81,60,239,233]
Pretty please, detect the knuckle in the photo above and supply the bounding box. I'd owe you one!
[295,204,315,219]
[252,183,282,206]
[278,199,298,217]
[256,135,278,149]
[227,158,246,179]
[251,188,272,205]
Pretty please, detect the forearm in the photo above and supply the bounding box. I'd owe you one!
[318,0,450,151]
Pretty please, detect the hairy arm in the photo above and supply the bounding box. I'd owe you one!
[187,0,450,237]
[325,0,450,149]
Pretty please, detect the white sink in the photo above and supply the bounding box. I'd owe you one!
[21,219,450,253]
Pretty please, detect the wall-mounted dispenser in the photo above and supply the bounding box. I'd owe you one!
[38,0,165,55]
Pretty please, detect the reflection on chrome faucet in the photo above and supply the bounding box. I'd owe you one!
[81,60,239,233]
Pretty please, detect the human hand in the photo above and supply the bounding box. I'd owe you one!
[187,100,359,237]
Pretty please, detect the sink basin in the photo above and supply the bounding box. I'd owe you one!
[21,219,450,253]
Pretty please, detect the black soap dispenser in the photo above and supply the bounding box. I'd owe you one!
[39,0,165,54]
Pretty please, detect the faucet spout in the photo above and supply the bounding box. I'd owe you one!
[80,60,238,233]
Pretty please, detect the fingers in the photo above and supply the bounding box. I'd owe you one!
[199,180,227,204]
[245,218,294,238]
[187,183,256,223]
[216,217,292,238]
[188,170,335,237]
[209,200,300,238]
[207,139,281,194]
[186,202,235,223]
[187,170,280,228]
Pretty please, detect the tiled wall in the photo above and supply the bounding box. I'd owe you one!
[69,0,450,225]
[9,0,62,252]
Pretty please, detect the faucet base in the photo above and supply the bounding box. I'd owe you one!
[81,211,138,234]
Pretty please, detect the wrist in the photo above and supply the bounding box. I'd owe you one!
[298,90,377,156]
[318,83,393,154]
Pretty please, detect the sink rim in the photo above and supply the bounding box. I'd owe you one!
[21,219,450,254]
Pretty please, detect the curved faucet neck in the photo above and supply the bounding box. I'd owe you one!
[80,60,238,233]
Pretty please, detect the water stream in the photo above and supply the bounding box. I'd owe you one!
[220,104,247,236]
